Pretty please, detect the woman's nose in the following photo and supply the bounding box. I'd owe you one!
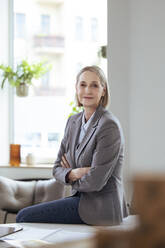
[85,86,91,93]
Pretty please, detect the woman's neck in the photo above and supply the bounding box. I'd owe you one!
[84,108,96,121]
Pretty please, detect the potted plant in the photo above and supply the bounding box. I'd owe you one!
[0,59,51,96]
[68,101,83,118]
[98,45,107,59]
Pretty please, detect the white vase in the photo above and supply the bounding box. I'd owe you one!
[26,153,35,166]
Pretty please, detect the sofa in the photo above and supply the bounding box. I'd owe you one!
[0,176,71,223]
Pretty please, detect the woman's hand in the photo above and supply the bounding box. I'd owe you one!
[68,167,90,182]
[61,154,90,182]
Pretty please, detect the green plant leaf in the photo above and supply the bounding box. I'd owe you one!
[0,59,52,89]
[68,101,83,118]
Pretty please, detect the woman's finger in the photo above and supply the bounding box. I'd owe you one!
[61,160,65,168]
[62,155,70,168]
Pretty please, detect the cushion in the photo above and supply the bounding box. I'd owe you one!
[0,176,36,211]
[0,176,67,214]
[34,179,65,204]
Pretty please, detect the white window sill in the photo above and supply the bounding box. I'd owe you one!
[0,163,53,168]
[0,164,53,179]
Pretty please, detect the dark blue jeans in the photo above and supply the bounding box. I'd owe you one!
[16,195,85,224]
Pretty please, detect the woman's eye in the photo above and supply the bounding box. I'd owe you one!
[92,84,98,88]
[80,83,86,87]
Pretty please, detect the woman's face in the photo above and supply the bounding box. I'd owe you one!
[76,70,105,110]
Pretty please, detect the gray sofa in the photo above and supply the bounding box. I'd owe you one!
[0,176,71,223]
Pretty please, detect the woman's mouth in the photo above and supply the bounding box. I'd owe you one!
[83,96,93,99]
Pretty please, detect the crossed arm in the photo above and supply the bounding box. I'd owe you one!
[53,118,123,192]
[61,154,90,182]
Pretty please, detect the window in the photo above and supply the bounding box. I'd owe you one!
[41,15,50,35]
[15,13,26,39]
[13,0,107,164]
[91,18,98,42]
[41,72,50,89]
[75,16,83,41]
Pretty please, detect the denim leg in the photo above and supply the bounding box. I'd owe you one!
[16,196,85,224]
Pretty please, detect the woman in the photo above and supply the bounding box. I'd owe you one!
[16,66,128,225]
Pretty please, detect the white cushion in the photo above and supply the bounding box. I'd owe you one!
[34,179,65,204]
[0,176,36,211]
[0,176,66,212]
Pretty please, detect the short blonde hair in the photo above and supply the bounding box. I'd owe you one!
[76,65,109,108]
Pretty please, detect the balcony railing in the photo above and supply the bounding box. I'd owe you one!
[33,35,65,48]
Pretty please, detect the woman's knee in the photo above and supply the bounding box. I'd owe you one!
[16,207,30,223]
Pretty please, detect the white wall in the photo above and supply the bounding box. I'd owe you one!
[129,0,165,174]
[0,0,10,164]
[108,0,131,198]
[108,0,165,199]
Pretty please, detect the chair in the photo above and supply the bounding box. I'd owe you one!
[0,176,70,223]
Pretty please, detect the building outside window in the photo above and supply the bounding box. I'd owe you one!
[13,0,107,164]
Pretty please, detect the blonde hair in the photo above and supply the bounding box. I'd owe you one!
[76,65,109,108]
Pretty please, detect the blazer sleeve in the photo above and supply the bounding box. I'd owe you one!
[52,117,72,185]
[72,121,124,192]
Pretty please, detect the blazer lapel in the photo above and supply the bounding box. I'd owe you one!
[70,113,82,167]
[75,105,104,162]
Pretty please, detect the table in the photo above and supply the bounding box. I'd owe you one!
[0,215,138,248]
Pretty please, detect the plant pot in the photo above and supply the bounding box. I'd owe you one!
[16,83,29,97]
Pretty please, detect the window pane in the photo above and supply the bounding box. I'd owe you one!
[15,13,26,38]
[41,15,50,35]
[13,0,107,164]
[75,16,83,41]
[91,18,98,42]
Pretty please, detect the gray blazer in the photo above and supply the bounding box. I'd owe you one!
[53,105,128,225]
